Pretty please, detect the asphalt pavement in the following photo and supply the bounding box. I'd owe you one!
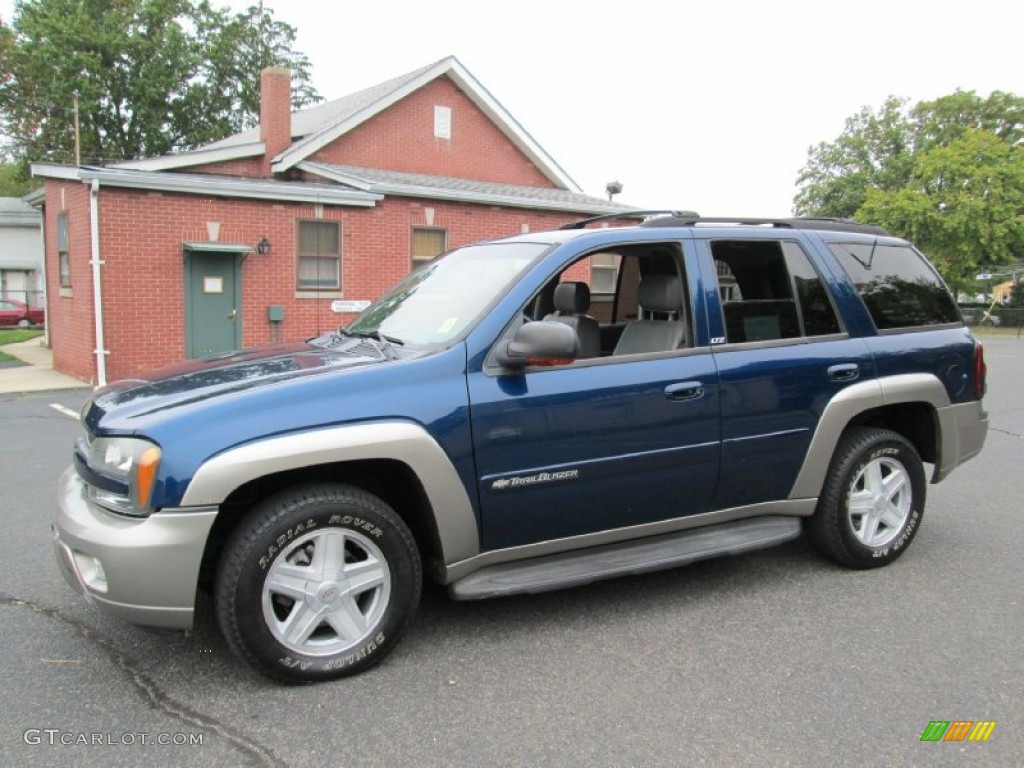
[0,339,1021,767]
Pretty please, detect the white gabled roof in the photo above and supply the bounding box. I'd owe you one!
[117,141,266,172]
[114,56,581,192]
[272,56,581,191]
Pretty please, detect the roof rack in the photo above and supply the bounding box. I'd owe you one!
[559,210,700,230]
[639,216,890,236]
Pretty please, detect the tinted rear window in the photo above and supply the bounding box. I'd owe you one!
[827,242,960,329]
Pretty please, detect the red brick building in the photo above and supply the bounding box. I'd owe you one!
[31,56,632,384]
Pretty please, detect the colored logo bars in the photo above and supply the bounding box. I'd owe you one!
[920,721,997,742]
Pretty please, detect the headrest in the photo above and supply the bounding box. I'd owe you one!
[553,281,591,313]
[638,274,682,313]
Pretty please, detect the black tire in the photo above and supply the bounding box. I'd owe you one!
[215,483,421,683]
[803,427,926,569]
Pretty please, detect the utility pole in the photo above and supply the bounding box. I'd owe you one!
[73,92,81,166]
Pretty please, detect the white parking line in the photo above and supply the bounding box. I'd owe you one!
[49,403,80,420]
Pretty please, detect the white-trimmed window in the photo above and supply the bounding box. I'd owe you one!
[590,252,619,295]
[297,221,340,290]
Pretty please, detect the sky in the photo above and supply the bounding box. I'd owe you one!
[3,0,1023,215]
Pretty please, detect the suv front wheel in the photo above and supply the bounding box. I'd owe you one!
[215,483,422,683]
[804,427,926,569]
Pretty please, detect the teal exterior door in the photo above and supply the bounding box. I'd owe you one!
[185,252,241,358]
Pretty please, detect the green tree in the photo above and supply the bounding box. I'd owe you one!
[795,90,1024,219]
[0,0,319,165]
[795,90,1024,289]
[0,158,35,196]
[794,96,915,219]
[857,129,1024,287]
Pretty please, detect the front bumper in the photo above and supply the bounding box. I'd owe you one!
[53,466,218,629]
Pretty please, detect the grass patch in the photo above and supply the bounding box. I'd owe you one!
[0,328,44,345]
[0,329,43,361]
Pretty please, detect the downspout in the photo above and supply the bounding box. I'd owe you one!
[37,202,49,349]
[89,179,108,386]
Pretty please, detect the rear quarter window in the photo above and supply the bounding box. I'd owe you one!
[827,242,960,329]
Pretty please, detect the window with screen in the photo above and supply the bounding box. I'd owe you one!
[411,228,447,270]
[297,221,340,290]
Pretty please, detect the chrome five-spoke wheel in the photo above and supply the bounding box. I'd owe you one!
[262,528,391,657]
[846,456,912,548]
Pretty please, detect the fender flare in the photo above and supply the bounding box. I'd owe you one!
[788,374,950,499]
[180,421,480,564]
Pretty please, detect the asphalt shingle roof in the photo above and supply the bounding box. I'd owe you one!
[303,163,635,214]
[204,60,441,151]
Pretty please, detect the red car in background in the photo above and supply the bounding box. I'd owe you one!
[0,298,45,327]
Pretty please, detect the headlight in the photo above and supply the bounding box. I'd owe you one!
[76,436,162,517]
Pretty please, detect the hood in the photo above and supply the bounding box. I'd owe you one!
[84,337,400,432]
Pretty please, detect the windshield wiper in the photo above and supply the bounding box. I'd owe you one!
[344,329,403,360]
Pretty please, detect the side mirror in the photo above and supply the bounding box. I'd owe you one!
[495,321,578,369]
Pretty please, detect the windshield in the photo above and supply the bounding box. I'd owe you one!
[346,241,548,345]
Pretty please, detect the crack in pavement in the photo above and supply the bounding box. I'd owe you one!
[1,593,287,768]
[989,426,1023,439]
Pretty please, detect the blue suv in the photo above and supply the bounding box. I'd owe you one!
[53,215,988,682]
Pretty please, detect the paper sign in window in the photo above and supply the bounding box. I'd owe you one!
[203,276,224,294]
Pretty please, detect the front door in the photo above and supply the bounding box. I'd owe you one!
[468,354,722,551]
[186,252,240,358]
[467,240,721,552]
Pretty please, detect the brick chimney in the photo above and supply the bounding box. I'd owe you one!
[260,67,292,175]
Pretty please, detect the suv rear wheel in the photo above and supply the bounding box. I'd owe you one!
[804,427,926,569]
[215,483,421,683]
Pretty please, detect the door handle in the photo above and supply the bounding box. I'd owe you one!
[664,381,705,401]
[229,309,237,321]
[827,363,859,382]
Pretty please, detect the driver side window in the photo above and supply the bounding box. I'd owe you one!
[527,242,691,361]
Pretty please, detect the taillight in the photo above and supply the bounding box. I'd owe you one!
[974,342,987,399]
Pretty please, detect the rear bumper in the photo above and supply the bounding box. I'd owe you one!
[53,466,218,629]
[934,400,988,482]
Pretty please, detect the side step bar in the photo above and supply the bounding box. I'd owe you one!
[449,516,801,601]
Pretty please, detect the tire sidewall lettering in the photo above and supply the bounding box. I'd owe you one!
[256,513,387,571]
[328,514,384,539]
[277,632,388,673]
[258,518,318,571]
[871,509,920,558]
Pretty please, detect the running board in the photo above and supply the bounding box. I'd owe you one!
[448,516,801,600]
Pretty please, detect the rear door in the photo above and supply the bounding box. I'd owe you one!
[700,233,876,508]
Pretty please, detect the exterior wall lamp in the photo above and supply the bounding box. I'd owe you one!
[257,236,271,255]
